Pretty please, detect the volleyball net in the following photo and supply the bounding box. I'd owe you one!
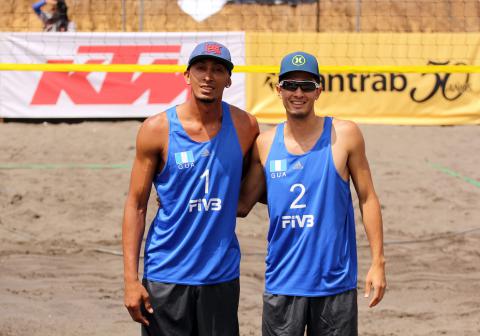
[3,0,480,70]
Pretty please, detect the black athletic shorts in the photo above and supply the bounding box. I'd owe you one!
[141,278,240,336]
[262,289,358,336]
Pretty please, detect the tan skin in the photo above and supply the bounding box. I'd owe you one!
[238,71,386,308]
[122,58,259,326]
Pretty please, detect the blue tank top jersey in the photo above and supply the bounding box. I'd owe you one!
[143,102,243,285]
[264,117,357,296]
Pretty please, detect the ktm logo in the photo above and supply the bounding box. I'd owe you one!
[31,45,188,105]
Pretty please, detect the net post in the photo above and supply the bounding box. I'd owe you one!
[139,0,144,32]
[316,0,321,32]
[356,0,362,32]
[122,0,126,31]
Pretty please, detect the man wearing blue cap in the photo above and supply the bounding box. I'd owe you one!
[122,41,258,335]
[238,51,386,335]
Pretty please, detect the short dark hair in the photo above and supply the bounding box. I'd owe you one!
[56,0,67,12]
[50,0,69,30]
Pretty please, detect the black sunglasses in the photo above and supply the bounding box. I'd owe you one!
[279,80,320,92]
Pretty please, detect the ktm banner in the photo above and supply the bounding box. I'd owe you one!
[1,32,480,124]
[246,33,480,125]
[0,32,245,118]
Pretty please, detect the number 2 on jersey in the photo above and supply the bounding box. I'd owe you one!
[290,183,306,209]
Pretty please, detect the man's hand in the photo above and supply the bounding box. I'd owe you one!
[124,280,154,325]
[364,262,386,307]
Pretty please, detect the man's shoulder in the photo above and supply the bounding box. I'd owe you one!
[142,111,169,133]
[136,112,169,152]
[228,104,259,137]
[257,125,276,143]
[229,105,257,125]
[256,125,277,155]
[331,117,364,151]
[332,118,362,137]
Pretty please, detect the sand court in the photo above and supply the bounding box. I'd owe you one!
[0,121,479,335]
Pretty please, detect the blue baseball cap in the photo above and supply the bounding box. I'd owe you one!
[187,41,234,72]
[279,51,320,81]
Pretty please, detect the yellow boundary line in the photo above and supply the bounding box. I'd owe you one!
[1,64,480,73]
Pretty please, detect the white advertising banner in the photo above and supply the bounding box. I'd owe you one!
[0,32,245,118]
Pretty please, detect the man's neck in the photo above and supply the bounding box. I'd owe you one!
[285,113,324,140]
[181,97,223,124]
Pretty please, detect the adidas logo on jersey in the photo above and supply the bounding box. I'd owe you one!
[201,149,210,157]
[292,161,303,170]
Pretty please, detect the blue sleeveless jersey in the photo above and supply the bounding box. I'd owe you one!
[264,117,357,296]
[144,102,243,285]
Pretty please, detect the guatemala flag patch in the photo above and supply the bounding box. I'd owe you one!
[175,151,194,165]
[269,159,287,172]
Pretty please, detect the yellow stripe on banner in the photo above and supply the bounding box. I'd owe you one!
[2,63,480,73]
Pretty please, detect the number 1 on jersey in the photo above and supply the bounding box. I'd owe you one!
[200,169,210,194]
[189,169,222,212]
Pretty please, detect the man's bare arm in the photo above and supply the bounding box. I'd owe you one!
[346,122,386,308]
[237,127,276,217]
[230,105,260,157]
[122,117,165,325]
[237,139,265,217]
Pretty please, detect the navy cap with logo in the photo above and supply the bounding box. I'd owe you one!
[187,41,234,73]
[279,51,320,81]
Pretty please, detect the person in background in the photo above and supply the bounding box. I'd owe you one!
[32,0,76,32]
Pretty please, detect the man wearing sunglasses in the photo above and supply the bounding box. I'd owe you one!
[238,51,386,335]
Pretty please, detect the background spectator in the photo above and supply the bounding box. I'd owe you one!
[32,0,75,32]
